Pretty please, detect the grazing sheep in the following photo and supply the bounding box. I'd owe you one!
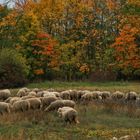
[0,102,11,115]
[76,90,88,101]
[5,96,21,104]
[36,91,44,97]
[91,91,100,100]
[70,90,86,101]
[12,100,30,112]
[51,92,60,98]
[68,90,77,100]
[60,91,71,100]
[100,91,110,99]
[81,92,93,102]
[40,96,58,109]
[28,91,36,97]
[44,100,64,112]
[44,99,75,112]
[9,97,21,105]
[5,97,12,103]
[57,106,72,117]
[63,100,75,108]
[27,98,41,110]
[111,91,125,100]
[58,107,79,124]
[17,88,29,97]
[0,89,11,100]
[21,96,36,100]
[43,91,56,97]
[126,91,137,101]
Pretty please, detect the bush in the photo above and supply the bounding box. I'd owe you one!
[0,48,29,88]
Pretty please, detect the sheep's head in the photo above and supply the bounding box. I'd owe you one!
[57,108,62,117]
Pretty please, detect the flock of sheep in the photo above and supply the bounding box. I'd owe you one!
[0,88,140,124]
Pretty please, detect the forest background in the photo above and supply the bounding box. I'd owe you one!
[0,0,140,88]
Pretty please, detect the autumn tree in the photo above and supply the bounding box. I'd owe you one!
[111,0,140,79]
[0,5,17,48]
[30,32,58,80]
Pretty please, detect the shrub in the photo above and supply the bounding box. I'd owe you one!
[0,48,29,88]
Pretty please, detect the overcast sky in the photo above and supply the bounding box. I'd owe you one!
[0,0,4,4]
[0,0,14,8]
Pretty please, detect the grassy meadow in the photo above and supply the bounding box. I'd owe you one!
[27,81,140,92]
[1,81,140,140]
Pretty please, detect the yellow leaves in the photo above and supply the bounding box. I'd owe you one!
[106,0,116,10]
[128,0,140,7]
[19,36,28,43]
[0,11,17,27]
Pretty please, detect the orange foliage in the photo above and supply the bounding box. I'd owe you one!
[31,32,59,73]
[34,69,44,75]
[106,0,116,10]
[79,64,90,73]
[32,32,55,56]
[112,24,140,72]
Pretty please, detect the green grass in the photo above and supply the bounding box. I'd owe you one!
[0,103,140,140]
[4,81,140,139]
[27,81,140,93]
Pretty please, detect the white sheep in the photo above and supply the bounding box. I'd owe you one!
[5,97,20,104]
[12,100,30,112]
[51,92,60,97]
[9,97,21,105]
[40,96,58,109]
[28,91,37,97]
[44,99,75,112]
[76,90,88,101]
[111,91,125,100]
[67,90,77,100]
[43,91,56,97]
[44,100,64,112]
[60,91,71,100]
[0,102,11,115]
[63,100,75,108]
[0,89,11,100]
[5,97,12,103]
[36,91,44,97]
[91,91,101,100]
[26,98,41,110]
[21,95,36,100]
[17,88,29,97]
[58,107,79,124]
[57,106,71,117]
[100,91,110,99]
[81,92,93,102]
[126,91,137,101]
